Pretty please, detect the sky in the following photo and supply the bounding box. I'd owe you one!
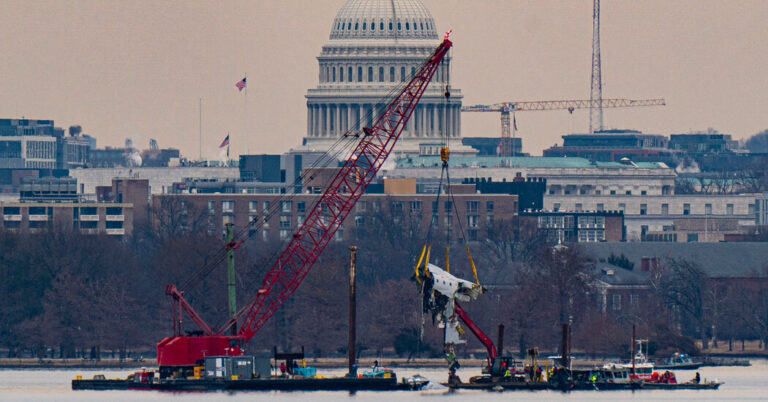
[2,0,768,159]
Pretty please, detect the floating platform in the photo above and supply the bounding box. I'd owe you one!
[444,380,721,392]
[643,382,722,390]
[72,376,425,392]
[443,380,550,391]
[654,362,703,370]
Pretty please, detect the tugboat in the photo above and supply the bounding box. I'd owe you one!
[603,339,655,382]
[655,352,703,370]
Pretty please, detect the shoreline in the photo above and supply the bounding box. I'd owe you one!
[0,353,760,370]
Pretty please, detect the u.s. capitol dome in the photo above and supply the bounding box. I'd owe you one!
[301,0,473,157]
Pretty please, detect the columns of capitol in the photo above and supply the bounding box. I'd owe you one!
[323,105,329,137]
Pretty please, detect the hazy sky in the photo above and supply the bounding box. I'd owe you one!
[2,0,768,159]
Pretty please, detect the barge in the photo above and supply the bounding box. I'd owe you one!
[72,374,426,392]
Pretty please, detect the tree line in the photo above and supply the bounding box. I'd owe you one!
[1,206,767,360]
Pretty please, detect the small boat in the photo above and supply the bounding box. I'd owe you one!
[643,381,722,390]
[655,353,703,370]
[603,339,656,382]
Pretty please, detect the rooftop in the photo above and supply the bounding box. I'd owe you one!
[581,242,768,278]
[395,156,670,170]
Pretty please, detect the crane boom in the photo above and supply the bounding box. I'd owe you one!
[461,98,666,157]
[232,38,453,342]
[454,301,497,371]
[157,38,453,371]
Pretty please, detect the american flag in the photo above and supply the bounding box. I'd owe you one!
[219,134,230,149]
[235,77,247,91]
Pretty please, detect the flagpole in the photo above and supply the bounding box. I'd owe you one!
[199,98,203,162]
[244,72,248,155]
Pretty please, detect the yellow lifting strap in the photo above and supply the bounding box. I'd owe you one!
[424,245,432,278]
[465,245,481,285]
[445,247,450,274]
[414,244,427,284]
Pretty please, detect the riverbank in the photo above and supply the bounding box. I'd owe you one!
[1,350,762,369]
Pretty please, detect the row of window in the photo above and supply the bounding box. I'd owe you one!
[611,294,640,311]
[334,18,433,33]
[383,200,491,213]
[550,188,652,196]
[324,65,420,84]
[245,227,344,243]
[557,202,742,216]
[208,200,306,215]
[1,219,123,230]
[25,140,56,159]
[2,206,123,217]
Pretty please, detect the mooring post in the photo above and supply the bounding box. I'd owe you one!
[631,324,636,377]
[348,245,358,377]
[497,324,504,358]
[561,323,569,368]
[225,223,237,335]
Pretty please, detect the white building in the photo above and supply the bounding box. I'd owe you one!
[391,156,676,196]
[757,192,768,226]
[545,194,759,241]
[69,167,239,195]
[0,119,58,168]
[299,0,474,157]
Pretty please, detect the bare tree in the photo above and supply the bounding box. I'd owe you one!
[651,258,710,348]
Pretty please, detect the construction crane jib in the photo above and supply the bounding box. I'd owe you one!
[461,98,666,157]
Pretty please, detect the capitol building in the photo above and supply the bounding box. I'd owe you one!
[299,0,475,157]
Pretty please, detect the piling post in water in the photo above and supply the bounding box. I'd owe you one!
[561,323,569,368]
[497,324,504,357]
[631,324,636,376]
[348,246,358,377]
[226,223,237,335]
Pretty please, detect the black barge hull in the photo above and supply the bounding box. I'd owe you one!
[643,382,722,390]
[72,377,421,392]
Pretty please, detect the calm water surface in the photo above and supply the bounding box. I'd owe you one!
[1,359,766,401]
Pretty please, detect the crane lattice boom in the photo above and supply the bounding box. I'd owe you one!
[157,38,454,370]
[232,39,453,342]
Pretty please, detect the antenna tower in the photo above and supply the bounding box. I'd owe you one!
[589,0,603,133]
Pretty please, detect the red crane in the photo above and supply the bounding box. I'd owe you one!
[454,301,497,372]
[156,37,454,375]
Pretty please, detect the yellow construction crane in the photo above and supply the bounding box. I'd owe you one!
[461,98,666,157]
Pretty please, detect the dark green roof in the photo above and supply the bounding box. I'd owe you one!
[582,243,768,278]
[396,156,667,169]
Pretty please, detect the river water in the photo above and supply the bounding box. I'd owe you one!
[1,359,766,401]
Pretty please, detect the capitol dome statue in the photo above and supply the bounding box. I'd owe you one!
[300,0,474,157]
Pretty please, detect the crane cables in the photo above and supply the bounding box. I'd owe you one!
[414,83,480,286]
[444,165,481,286]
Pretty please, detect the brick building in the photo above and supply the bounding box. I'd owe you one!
[0,202,132,236]
[0,178,148,237]
[152,189,518,244]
